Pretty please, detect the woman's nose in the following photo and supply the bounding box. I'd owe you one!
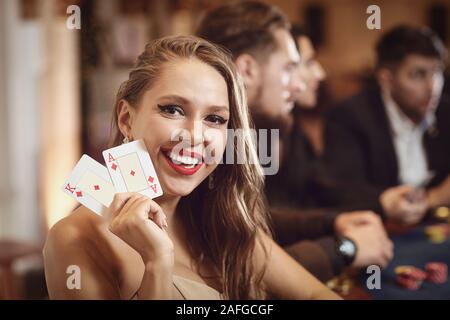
[181,119,205,146]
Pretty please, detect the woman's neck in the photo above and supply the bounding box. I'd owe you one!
[156,193,188,260]
[156,193,181,222]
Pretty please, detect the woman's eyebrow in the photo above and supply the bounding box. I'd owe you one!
[157,94,191,105]
[207,105,229,113]
[158,94,229,112]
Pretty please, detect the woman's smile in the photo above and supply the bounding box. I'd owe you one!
[160,146,204,175]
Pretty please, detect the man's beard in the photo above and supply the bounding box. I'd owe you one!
[248,84,294,137]
[251,110,294,138]
[391,91,429,124]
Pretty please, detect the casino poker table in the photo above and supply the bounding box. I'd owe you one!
[360,222,450,299]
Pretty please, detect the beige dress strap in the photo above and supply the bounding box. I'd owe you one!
[130,275,223,300]
[172,275,223,300]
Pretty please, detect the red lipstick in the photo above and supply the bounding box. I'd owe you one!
[161,148,204,176]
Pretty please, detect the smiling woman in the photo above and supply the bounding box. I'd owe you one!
[43,35,339,300]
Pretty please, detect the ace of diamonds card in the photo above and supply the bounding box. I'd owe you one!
[102,139,163,199]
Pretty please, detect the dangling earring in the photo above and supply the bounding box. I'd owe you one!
[208,173,215,190]
[123,136,130,144]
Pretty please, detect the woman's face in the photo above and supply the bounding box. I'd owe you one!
[120,58,230,197]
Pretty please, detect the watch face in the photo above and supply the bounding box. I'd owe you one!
[340,239,356,257]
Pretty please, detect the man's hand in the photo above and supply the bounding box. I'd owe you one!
[380,185,428,225]
[342,223,394,268]
[334,211,382,234]
[334,211,393,268]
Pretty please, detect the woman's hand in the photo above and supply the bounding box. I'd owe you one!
[106,193,174,265]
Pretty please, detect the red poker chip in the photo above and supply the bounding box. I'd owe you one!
[425,262,447,272]
[411,268,427,281]
[425,262,448,284]
[397,276,421,290]
[428,277,446,284]
[398,267,426,281]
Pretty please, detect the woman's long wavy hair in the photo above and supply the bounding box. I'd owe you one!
[110,35,271,299]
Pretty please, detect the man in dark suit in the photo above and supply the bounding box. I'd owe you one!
[325,25,450,225]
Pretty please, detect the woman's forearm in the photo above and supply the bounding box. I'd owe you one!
[311,286,342,300]
[136,258,174,300]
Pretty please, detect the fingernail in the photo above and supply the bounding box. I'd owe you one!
[163,218,168,228]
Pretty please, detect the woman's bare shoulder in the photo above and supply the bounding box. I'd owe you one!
[44,206,104,256]
[43,207,123,299]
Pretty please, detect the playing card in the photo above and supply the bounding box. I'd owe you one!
[102,139,163,199]
[406,188,426,203]
[61,154,116,215]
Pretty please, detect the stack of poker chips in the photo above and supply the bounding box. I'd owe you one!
[424,224,450,244]
[395,266,427,290]
[326,273,354,296]
[425,262,448,284]
[395,262,448,290]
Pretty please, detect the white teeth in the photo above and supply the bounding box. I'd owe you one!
[167,152,200,165]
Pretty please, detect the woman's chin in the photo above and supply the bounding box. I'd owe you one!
[160,179,199,197]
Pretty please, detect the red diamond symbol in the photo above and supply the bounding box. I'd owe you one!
[111,163,117,171]
[130,170,135,176]
[76,191,83,197]
[148,176,154,183]
[94,185,100,191]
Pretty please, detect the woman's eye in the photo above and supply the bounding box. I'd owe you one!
[205,114,227,125]
[158,104,184,116]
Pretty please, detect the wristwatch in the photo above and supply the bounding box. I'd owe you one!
[335,236,357,266]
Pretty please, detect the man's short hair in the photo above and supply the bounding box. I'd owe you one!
[291,24,308,41]
[196,0,290,62]
[290,24,309,52]
[376,25,448,69]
